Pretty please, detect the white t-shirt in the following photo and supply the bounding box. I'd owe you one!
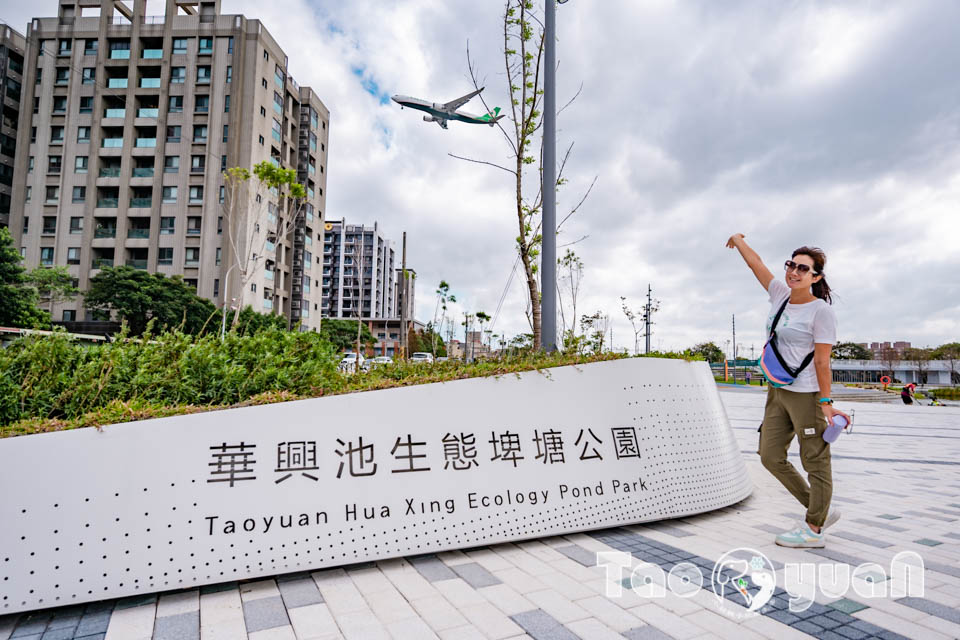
[764,279,837,393]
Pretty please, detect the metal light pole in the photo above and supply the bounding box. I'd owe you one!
[541,0,557,351]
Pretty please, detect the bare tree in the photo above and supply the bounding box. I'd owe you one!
[878,344,900,382]
[220,163,307,327]
[449,0,596,347]
[558,248,583,342]
[906,347,932,387]
[620,297,643,355]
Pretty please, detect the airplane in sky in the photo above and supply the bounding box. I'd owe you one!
[391,88,504,130]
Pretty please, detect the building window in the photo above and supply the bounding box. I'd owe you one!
[271,118,281,142]
[160,217,175,235]
[221,155,227,171]
[185,247,200,265]
[79,97,93,114]
[215,248,222,265]
[219,186,225,203]
[164,155,179,173]
[196,66,211,84]
[251,283,257,292]
[273,91,283,114]
[187,217,201,235]
[84,39,98,55]
[198,37,214,54]
[168,95,183,113]
[158,247,173,265]
[67,247,81,264]
[55,67,70,85]
[50,126,65,144]
[172,38,187,54]
[227,37,234,54]
[72,186,86,203]
[42,216,57,234]
[40,247,54,266]
[222,125,228,142]
[193,125,207,142]
[226,66,232,83]
[258,135,264,145]
[261,78,267,89]
[194,94,209,113]
[170,67,185,83]
[75,156,88,173]
[77,127,91,143]
[224,95,231,113]
[260,106,266,117]
[166,126,181,143]
[217,217,223,235]
[263,49,269,61]
[70,217,83,234]
[22,217,28,234]
[25,187,31,203]
[162,186,178,203]
[33,97,39,114]
[48,155,62,174]
[190,155,205,173]
[30,127,36,142]
[213,278,220,297]
[45,186,60,204]
[63,309,77,322]
[189,186,203,203]
[53,96,67,113]
[28,156,34,173]
[82,67,95,84]
[58,39,72,56]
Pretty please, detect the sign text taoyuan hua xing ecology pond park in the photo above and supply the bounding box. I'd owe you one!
[0,358,751,614]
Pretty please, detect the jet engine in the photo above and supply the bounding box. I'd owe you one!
[423,116,437,122]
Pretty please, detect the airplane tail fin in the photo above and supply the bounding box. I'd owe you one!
[484,107,504,126]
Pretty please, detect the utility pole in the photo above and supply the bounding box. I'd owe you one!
[400,231,407,360]
[644,284,653,354]
[355,226,364,372]
[541,0,557,352]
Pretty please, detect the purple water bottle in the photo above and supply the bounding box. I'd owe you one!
[823,415,848,443]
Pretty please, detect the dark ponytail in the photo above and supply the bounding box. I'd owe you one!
[792,246,833,305]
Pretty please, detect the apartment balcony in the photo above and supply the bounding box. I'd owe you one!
[94,227,117,238]
[265,241,276,253]
[91,258,114,269]
[141,49,163,59]
[184,258,199,267]
[131,167,154,178]
[139,78,161,89]
[99,167,121,178]
[110,50,131,60]
[137,108,159,118]
[102,138,124,148]
[129,197,152,208]
[135,138,156,148]
[263,299,273,310]
[107,78,129,89]
[127,228,150,239]
[264,270,274,281]
[96,198,119,209]
[103,108,126,120]
[125,259,148,270]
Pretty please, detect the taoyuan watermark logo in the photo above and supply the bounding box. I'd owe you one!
[597,548,925,620]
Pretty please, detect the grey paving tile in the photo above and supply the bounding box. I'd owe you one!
[827,598,868,614]
[11,615,49,636]
[510,609,579,640]
[806,548,871,566]
[43,615,80,631]
[875,630,911,640]
[766,609,801,625]
[639,523,693,537]
[623,625,673,640]
[833,625,869,639]
[199,581,237,595]
[74,613,111,637]
[913,538,942,546]
[831,496,865,504]
[808,614,844,630]
[38,627,75,640]
[242,595,289,633]
[927,506,960,516]
[924,560,960,578]
[153,610,199,640]
[451,562,502,588]
[115,593,158,610]
[850,619,890,635]
[407,554,457,582]
[792,620,824,635]
[904,510,955,522]
[277,577,323,609]
[555,544,596,567]
[9,634,41,640]
[82,602,115,615]
[753,523,786,535]
[943,532,960,540]
[831,531,894,548]
[851,517,908,532]
[275,571,313,583]
[74,635,106,640]
[875,514,902,520]
[895,596,960,623]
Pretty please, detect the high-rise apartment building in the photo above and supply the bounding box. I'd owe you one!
[321,220,398,320]
[9,0,329,330]
[0,24,26,228]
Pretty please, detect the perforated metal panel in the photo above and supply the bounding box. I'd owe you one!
[0,358,751,613]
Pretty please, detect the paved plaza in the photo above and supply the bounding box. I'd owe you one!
[2,388,959,640]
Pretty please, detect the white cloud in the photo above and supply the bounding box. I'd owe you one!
[10,0,960,352]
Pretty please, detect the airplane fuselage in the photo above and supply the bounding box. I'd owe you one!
[391,95,491,125]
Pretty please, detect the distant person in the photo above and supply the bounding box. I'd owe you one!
[901,383,916,405]
[727,234,850,548]
[746,371,752,385]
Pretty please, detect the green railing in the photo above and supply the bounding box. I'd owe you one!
[139,78,161,89]
[104,108,126,118]
[129,197,152,207]
[99,167,121,177]
[135,138,156,148]
[102,138,123,148]
[92,258,114,268]
[127,229,150,239]
[137,108,159,118]
[141,49,163,59]
[96,198,119,208]
[94,228,116,238]
[109,49,130,59]
[125,259,148,270]
[107,78,128,88]
[132,167,154,178]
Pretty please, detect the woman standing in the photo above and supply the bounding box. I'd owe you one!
[901,383,917,405]
[726,234,851,548]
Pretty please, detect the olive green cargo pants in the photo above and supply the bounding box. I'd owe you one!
[758,386,832,528]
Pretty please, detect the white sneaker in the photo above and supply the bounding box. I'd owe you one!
[824,509,841,530]
[775,522,825,548]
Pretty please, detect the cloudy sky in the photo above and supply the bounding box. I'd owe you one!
[8,1,960,353]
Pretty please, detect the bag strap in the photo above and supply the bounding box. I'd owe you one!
[769,298,789,338]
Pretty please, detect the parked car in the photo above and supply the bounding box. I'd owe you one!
[339,353,368,372]
[410,352,434,364]
[371,356,393,367]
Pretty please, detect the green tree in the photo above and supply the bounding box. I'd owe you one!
[932,342,960,384]
[319,318,375,353]
[451,1,596,348]
[832,342,872,360]
[691,342,725,363]
[410,323,447,357]
[0,227,48,328]
[25,266,79,315]
[233,305,290,335]
[84,266,218,335]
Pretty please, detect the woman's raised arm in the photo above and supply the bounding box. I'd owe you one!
[726,233,775,291]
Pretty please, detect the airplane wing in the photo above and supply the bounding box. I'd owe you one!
[443,87,484,111]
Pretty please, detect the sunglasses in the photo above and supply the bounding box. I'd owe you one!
[784,260,818,275]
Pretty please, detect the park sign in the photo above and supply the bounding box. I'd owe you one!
[0,358,752,614]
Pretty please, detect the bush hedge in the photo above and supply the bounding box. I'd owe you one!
[0,327,700,438]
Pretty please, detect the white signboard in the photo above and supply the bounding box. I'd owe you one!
[0,358,751,613]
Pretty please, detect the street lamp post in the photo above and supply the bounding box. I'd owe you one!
[541,0,557,352]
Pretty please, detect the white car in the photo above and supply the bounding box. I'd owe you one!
[339,353,367,372]
[371,356,393,366]
[410,352,434,364]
